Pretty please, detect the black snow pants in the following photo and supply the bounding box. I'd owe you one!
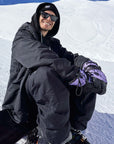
[25,66,96,144]
[0,109,31,144]
[0,66,96,144]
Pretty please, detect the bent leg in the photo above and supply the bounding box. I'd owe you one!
[69,86,96,130]
[0,110,28,143]
[26,66,70,144]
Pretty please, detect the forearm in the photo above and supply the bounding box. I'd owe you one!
[51,58,78,83]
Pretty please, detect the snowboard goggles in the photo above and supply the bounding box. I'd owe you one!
[40,11,58,22]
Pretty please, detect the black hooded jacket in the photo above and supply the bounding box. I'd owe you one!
[2,3,79,125]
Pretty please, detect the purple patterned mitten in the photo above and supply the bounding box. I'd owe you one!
[70,70,87,87]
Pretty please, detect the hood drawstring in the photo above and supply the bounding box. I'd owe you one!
[40,32,51,51]
[41,32,43,43]
[75,79,83,97]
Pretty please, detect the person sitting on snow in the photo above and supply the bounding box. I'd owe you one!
[1,2,107,144]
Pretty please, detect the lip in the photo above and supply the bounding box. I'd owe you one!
[44,22,51,26]
[42,21,52,26]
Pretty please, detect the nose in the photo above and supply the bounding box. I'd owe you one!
[47,16,51,21]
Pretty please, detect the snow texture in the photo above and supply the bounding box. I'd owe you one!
[0,0,114,143]
[0,0,59,5]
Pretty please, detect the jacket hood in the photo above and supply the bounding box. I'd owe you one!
[31,2,60,38]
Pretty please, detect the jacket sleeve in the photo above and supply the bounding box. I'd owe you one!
[12,28,59,69]
[12,27,77,82]
[50,39,91,69]
[74,54,90,69]
[49,38,75,64]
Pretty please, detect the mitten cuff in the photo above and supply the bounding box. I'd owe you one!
[74,55,89,69]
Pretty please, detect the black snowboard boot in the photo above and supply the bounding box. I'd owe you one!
[24,128,90,144]
[66,129,90,144]
[25,127,39,144]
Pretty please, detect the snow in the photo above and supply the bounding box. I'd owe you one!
[0,0,114,143]
[0,0,59,5]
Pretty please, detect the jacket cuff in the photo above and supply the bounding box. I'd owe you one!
[74,55,89,69]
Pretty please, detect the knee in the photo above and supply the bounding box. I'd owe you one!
[37,66,54,75]
[26,66,55,95]
[30,66,56,84]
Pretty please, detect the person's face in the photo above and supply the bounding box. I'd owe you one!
[39,10,56,32]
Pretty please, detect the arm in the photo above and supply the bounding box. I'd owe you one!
[74,55,107,95]
[49,38,74,64]
[12,26,77,83]
[12,28,58,69]
[49,38,107,95]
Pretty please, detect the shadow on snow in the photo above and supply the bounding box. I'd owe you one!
[87,110,114,143]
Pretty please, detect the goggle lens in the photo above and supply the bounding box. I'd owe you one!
[40,11,58,22]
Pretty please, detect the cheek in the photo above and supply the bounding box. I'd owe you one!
[39,20,45,29]
[39,17,43,27]
[52,22,55,28]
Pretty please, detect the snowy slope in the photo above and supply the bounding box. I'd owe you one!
[0,0,59,5]
[0,0,114,143]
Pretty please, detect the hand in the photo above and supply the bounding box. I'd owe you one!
[74,56,107,95]
[88,69,107,95]
[82,61,107,95]
[82,60,107,83]
[82,60,100,72]
[70,70,87,87]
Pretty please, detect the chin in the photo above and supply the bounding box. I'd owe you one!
[42,27,52,31]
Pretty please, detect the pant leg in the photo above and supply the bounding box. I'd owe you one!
[25,66,71,144]
[69,86,96,130]
[0,110,29,144]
